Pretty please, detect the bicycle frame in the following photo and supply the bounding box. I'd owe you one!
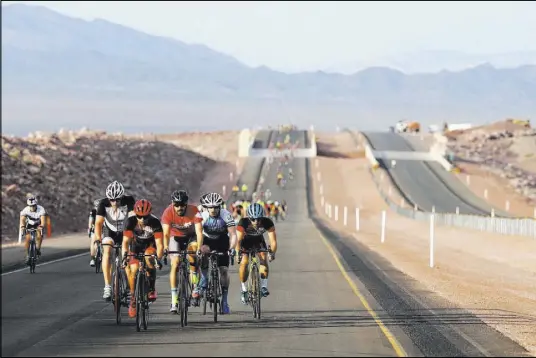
[102,243,128,325]
[125,252,157,332]
[240,246,271,319]
[166,249,197,327]
[25,228,39,274]
[201,250,227,323]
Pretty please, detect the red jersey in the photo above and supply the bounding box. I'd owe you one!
[161,204,202,238]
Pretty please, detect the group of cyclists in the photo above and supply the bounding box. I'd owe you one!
[84,180,279,317]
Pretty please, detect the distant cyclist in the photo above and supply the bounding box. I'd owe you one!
[20,195,47,265]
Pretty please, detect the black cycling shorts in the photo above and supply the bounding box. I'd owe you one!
[202,234,230,267]
[102,226,123,246]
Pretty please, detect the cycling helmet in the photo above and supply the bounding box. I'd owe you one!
[134,199,152,217]
[200,192,223,208]
[171,189,189,204]
[106,180,124,200]
[275,201,280,206]
[27,196,38,206]
[247,203,265,219]
[93,198,102,208]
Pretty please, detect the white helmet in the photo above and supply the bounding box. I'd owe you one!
[267,200,273,205]
[275,201,280,206]
[106,180,125,200]
[200,192,223,208]
[27,195,38,206]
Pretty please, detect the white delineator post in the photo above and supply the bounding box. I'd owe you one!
[319,185,323,195]
[343,206,348,226]
[317,172,321,182]
[335,206,339,221]
[18,229,22,244]
[381,210,386,243]
[355,208,360,231]
[222,185,226,197]
[430,214,435,268]
[230,172,234,181]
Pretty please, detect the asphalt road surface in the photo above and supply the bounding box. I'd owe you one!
[1,130,529,357]
[362,131,506,215]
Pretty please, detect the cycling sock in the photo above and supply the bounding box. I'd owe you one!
[171,288,178,305]
[261,278,268,289]
[241,282,248,292]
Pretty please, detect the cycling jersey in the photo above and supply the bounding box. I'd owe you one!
[96,195,136,233]
[124,214,163,243]
[123,214,162,264]
[201,209,235,239]
[237,217,275,237]
[20,205,47,228]
[161,204,202,238]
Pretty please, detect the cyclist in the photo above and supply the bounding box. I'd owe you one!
[270,201,279,222]
[288,167,294,180]
[197,192,237,314]
[235,203,277,304]
[122,199,164,318]
[20,195,47,265]
[161,190,203,312]
[94,181,136,301]
[276,171,284,187]
[88,197,105,267]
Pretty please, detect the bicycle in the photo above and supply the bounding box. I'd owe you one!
[24,227,40,274]
[124,252,159,332]
[165,249,197,327]
[200,250,234,323]
[238,245,272,319]
[102,243,128,325]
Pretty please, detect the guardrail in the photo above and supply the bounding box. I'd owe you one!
[354,130,536,238]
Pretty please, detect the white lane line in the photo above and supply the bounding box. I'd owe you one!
[2,252,88,276]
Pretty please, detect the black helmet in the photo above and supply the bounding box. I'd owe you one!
[171,190,189,204]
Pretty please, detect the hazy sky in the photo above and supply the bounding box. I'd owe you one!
[3,1,536,72]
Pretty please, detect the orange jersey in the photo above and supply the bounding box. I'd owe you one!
[161,204,202,238]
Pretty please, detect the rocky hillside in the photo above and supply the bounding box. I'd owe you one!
[446,120,536,201]
[1,129,217,242]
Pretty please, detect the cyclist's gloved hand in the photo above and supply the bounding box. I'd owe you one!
[229,248,236,257]
[163,249,168,265]
[155,259,162,270]
[121,255,128,268]
[268,252,275,262]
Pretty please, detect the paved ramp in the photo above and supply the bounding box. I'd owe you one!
[363,131,509,216]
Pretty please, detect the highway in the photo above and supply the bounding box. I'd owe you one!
[362,131,505,215]
[1,129,530,357]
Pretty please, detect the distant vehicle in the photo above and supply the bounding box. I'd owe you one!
[395,120,420,133]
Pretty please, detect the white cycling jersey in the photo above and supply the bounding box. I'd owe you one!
[20,205,47,227]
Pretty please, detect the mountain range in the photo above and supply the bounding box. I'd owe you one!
[1,3,536,134]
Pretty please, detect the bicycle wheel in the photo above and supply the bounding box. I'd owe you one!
[178,264,186,327]
[29,239,36,274]
[135,272,143,332]
[142,275,149,331]
[212,263,219,323]
[250,262,260,319]
[113,267,122,325]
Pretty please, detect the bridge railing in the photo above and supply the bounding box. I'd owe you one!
[352,129,536,238]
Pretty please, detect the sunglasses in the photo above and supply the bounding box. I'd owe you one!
[173,202,187,208]
[136,214,149,220]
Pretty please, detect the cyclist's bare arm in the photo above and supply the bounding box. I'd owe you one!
[40,213,46,227]
[267,229,277,254]
[195,222,203,249]
[121,234,132,261]
[162,223,171,251]
[228,226,237,250]
[19,215,26,229]
[94,215,105,241]
[154,232,164,260]
[235,229,245,251]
